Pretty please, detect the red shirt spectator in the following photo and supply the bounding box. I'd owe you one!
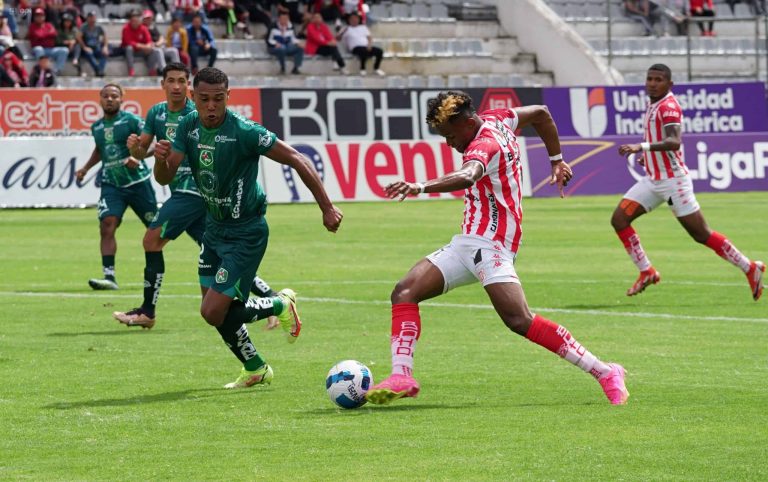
[304,15,335,55]
[122,20,153,48]
[27,9,58,48]
[1,50,29,86]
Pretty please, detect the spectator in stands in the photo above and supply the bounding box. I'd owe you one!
[305,11,346,73]
[187,12,216,75]
[267,10,303,75]
[78,10,107,76]
[338,11,382,75]
[46,0,81,28]
[341,0,367,23]
[29,53,55,86]
[166,16,190,67]
[278,0,309,25]
[142,9,181,64]
[1,49,28,86]
[28,8,69,73]
[208,0,247,39]
[313,0,342,23]
[725,0,766,15]
[175,0,207,23]
[56,13,81,73]
[623,0,660,36]
[690,0,715,36]
[147,0,173,22]
[1,2,19,39]
[236,0,272,33]
[122,9,166,76]
[0,12,24,59]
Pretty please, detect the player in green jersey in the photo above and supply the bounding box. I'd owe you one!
[76,83,158,291]
[111,62,282,330]
[153,67,343,388]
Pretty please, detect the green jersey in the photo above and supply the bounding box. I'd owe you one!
[172,109,277,223]
[143,99,199,195]
[91,110,151,187]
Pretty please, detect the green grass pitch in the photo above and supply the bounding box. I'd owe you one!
[1,192,766,480]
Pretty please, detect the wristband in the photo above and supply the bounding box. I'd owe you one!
[415,182,425,194]
[640,142,651,151]
[548,153,563,162]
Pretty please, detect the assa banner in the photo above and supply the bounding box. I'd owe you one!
[0,88,262,137]
[1,137,171,207]
[261,139,532,203]
[543,82,768,138]
[526,134,768,197]
[259,87,543,142]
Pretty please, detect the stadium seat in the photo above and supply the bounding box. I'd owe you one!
[411,3,430,19]
[427,74,446,87]
[430,4,450,19]
[82,4,103,19]
[387,75,407,88]
[467,73,487,87]
[407,75,426,88]
[304,76,324,88]
[391,3,412,20]
[447,74,467,88]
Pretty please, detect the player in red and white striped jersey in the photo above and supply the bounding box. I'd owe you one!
[613,64,764,299]
[365,91,630,407]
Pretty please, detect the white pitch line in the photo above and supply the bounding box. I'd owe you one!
[0,278,748,288]
[2,291,767,324]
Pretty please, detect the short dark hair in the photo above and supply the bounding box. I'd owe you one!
[162,62,190,79]
[193,67,228,89]
[101,83,124,96]
[648,63,672,81]
[425,90,475,128]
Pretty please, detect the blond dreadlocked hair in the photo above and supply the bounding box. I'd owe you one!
[425,91,475,128]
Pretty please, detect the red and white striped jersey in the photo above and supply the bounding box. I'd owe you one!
[642,92,688,180]
[460,108,524,253]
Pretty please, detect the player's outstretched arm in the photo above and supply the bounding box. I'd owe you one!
[75,147,102,182]
[127,132,154,160]
[515,104,572,198]
[618,124,681,157]
[385,160,484,202]
[152,139,183,186]
[266,140,343,233]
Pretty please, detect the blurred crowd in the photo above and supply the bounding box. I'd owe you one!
[0,0,386,87]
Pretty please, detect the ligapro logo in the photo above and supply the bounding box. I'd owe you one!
[569,87,608,138]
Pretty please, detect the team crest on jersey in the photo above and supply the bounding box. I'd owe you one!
[258,133,272,147]
[200,149,214,167]
[165,126,176,139]
[215,268,228,283]
[104,127,114,142]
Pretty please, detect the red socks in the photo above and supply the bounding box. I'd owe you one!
[391,303,421,376]
[706,231,751,273]
[617,226,652,271]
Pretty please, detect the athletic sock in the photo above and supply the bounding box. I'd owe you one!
[216,301,266,370]
[390,303,421,377]
[705,231,751,273]
[140,251,164,316]
[616,226,652,271]
[250,275,277,297]
[525,314,611,380]
[102,255,116,282]
[245,296,284,320]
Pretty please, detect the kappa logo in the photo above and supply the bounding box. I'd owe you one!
[200,149,213,167]
[569,87,608,138]
[158,111,167,121]
[215,268,228,284]
[189,128,200,140]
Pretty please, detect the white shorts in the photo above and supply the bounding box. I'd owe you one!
[426,234,520,294]
[623,175,700,217]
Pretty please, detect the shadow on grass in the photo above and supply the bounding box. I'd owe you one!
[43,387,260,410]
[302,403,473,416]
[46,330,166,337]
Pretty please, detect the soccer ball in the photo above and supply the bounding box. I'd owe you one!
[325,360,373,409]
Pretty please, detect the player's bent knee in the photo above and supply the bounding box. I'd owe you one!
[391,279,418,304]
[502,313,532,336]
[142,228,164,251]
[200,303,224,327]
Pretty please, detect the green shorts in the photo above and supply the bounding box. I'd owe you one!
[149,191,206,244]
[199,216,269,301]
[97,180,158,226]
